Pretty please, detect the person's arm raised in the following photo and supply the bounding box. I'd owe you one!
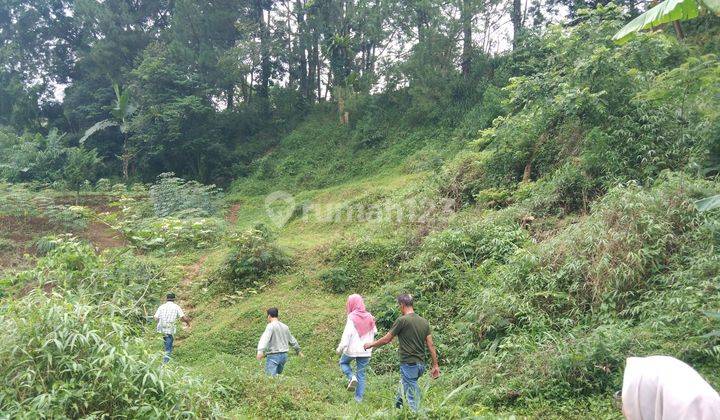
[364,331,394,350]
[426,334,440,379]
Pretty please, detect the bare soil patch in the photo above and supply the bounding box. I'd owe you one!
[227,203,241,225]
[80,221,127,250]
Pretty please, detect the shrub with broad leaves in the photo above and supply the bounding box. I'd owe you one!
[216,224,290,290]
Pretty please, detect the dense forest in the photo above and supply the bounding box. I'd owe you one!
[1,0,720,418]
[3,0,695,185]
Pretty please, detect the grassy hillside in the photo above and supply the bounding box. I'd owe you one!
[1,7,719,419]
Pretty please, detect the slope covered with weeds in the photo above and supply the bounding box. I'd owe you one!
[1,6,719,419]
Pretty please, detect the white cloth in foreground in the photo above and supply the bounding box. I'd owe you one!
[622,355,720,420]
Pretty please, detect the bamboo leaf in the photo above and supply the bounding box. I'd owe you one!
[613,0,700,45]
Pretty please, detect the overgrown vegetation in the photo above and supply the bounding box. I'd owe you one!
[0,293,221,418]
[1,2,719,418]
[215,225,290,290]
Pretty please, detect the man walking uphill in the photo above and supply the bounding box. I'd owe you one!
[154,293,190,363]
[364,294,440,412]
[257,307,303,376]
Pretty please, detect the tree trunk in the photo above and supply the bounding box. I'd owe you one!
[338,94,346,124]
[314,38,322,101]
[296,0,309,99]
[461,0,472,77]
[121,135,131,181]
[256,1,271,101]
[226,86,234,110]
[416,7,429,43]
[512,0,522,49]
[121,154,130,181]
[673,20,685,40]
[522,162,532,182]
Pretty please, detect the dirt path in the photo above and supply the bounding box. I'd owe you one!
[176,203,240,328]
[227,203,241,225]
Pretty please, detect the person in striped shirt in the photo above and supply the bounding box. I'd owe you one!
[154,293,190,363]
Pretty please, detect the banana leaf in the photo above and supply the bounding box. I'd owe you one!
[79,119,118,144]
[613,0,700,44]
[695,194,720,212]
[704,0,720,12]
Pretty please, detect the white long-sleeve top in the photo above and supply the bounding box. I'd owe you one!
[622,356,720,420]
[336,316,377,357]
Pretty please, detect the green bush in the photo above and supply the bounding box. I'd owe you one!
[0,184,90,231]
[318,267,353,293]
[452,324,637,406]
[149,172,220,217]
[120,217,226,252]
[436,151,491,209]
[410,222,528,291]
[95,178,112,191]
[508,175,714,315]
[401,148,444,174]
[0,293,221,418]
[11,235,165,320]
[216,225,290,290]
[324,238,408,293]
[474,187,513,209]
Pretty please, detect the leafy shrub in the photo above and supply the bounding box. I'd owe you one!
[436,150,492,209]
[474,187,513,209]
[506,175,714,315]
[411,222,528,291]
[216,225,290,289]
[452,323,637,406]
[0,184,89,230]
[453,84,506,141]
[324,238,408,293]
[149,172,220,217]
[13,235,165,319]
[121,216,226,252]
[95,178,112,191]
[44,205,90,231]
[0,293,221,418]
[0,183,49,217]
[36,235,100,275]
[318,267,353,293]
[401,148,444,173]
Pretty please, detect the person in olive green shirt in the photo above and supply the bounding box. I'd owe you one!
[364,294,440,411]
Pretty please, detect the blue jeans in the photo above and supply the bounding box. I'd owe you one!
[265,352,288,376]
[163,334,174,363]
[395,363,425,411]
[339,354,371,402]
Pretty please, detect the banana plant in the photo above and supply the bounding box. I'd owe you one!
[613,0,720,45]
[695,194,720,212]
[80,83,137,180]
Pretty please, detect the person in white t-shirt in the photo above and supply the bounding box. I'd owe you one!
[153,293,190,363]
[336,294,377,402]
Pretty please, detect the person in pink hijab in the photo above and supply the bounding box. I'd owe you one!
[336,294,377,402]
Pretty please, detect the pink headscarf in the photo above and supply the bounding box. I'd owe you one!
[346,294,375,337]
